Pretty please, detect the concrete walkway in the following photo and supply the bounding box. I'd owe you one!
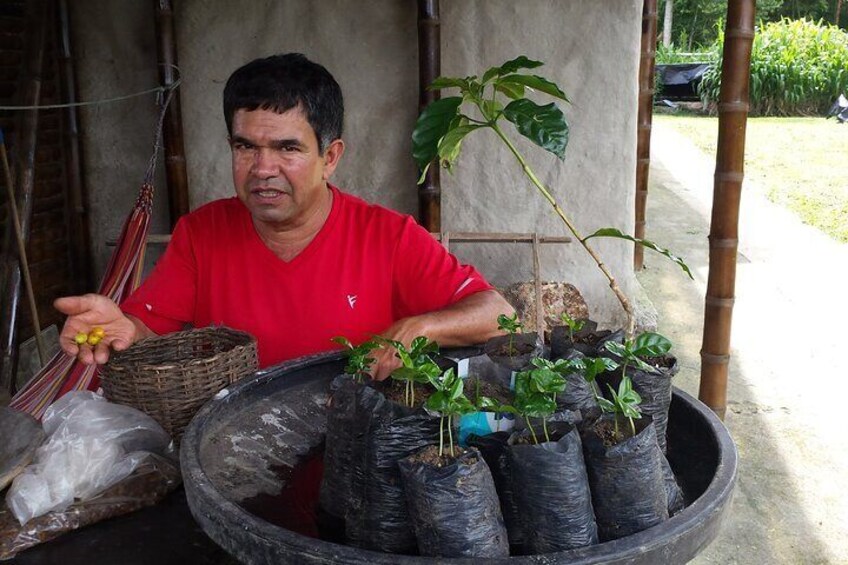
[639,120,848,564]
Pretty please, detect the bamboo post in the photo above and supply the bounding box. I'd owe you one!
[153,0,190,228]
[634,0,658,271]
[416,0,441,231]
[0,0,49,394]
[698,0,756,419]
[58,0,93,292]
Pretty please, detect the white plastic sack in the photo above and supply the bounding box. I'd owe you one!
[5,391,172,524]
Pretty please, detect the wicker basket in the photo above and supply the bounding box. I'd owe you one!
[101,327,258,442]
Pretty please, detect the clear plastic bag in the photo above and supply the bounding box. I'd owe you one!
[5,391,172,525]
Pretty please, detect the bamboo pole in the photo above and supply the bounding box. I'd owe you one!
[0,0,49,394]
[699,0,756,420]
[417,0,441,231]
[57,0,93,292]
[634,0,658,271]
[153,0,190,228]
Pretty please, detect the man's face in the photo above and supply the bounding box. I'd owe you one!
[230,107,342,230]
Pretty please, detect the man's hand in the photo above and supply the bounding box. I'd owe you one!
[370,317,430,381]
[54,293,148,365]
[368,290,513,381]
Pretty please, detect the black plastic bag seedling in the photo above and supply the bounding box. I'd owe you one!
[319,375,361,520]
[508,423,598,553]
[399,446,509,558]
[581,414,669,541]
[466,432,525,549]
[550,319,624,359]
[553,350,600,415]
[484,332,544,372]
[345,385,440,554]
[599,353,678,453]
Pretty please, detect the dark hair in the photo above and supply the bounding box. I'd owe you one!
[223,53,344,154]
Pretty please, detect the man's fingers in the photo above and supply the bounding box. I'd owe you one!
[93,341,111,365]
[110,338,130,352]
[53,294,101,316]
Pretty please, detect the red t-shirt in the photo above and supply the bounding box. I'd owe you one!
[121,186,492,368]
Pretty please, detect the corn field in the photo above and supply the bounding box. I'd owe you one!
[699,18,848,116]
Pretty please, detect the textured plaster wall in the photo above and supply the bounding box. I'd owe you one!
[71,0,642,329]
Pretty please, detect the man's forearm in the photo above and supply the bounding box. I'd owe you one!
[405,289,515,347]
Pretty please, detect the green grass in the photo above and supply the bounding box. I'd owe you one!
[654,115,848,243]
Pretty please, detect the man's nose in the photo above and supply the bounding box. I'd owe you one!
[250,147,279,177]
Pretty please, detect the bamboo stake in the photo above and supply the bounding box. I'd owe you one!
[699,0,756,420]
[634,0,658,271]
[153,0,190,227]
[0,136,47,365]
[417,0,441,231]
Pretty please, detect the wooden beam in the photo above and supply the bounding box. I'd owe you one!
[634,0,658,271]
[699,0,756,420]
[416,0,441,232]
[153,0,190,227]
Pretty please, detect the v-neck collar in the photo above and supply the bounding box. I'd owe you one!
[243,185,342,268]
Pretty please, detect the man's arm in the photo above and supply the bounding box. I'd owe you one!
[370,289,514,380]
[54,293,157,365]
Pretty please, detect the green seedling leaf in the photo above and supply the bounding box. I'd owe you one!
[632,332,672,358]
[495,81,525,100]
[583,227,693,280]
[582,357,618,384]
[428,77,469,91]
[482,55,545,83]
[331,336,380,380]
[437,124,482,170]
[498,74,569,102]
[503,99,569,159]
[515,393,557,420]
[412,96,464,172]
[604,340,656,374]
[497,313,523,334]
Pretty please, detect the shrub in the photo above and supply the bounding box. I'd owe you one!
[699,18,848,116]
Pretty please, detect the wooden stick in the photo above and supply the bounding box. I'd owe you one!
[416,0,441,231]
[532,232,543,334]
[699,0,756,420]
[1,136,47,366]
[634,0,658,271]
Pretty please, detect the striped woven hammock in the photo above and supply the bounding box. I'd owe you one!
[9,92,171,420]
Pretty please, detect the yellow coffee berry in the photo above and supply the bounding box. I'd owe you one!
[91,327,106,339]
[87,334,102,346]
[74,333,88,345]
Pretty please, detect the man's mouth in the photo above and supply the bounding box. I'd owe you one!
[250,187,290,199]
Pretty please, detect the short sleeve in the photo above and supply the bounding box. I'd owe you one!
[121,216,197,334]
[392,217,493,319]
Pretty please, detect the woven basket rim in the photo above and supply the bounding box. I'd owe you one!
[104,326,256,372]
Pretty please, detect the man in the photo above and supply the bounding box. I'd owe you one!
[55,53,512,380]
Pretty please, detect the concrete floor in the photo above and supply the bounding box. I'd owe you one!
[639,121,848,564]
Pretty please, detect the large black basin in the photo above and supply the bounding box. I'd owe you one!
[181,351,737,564]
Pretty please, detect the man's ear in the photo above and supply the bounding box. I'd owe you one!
[321,139,345,180]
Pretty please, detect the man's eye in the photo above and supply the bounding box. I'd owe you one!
[232,142,250,151]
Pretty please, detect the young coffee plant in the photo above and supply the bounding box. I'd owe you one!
[513,358,567,444]
[384,336,442,408]
[424,368,476,457]
[331,336,382,382]
[597,376,642,438]
[413,56,692,336]
[577,356,620,400]
[604,331,672,377]
[558,311,586,342]
[497,312,523,356]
